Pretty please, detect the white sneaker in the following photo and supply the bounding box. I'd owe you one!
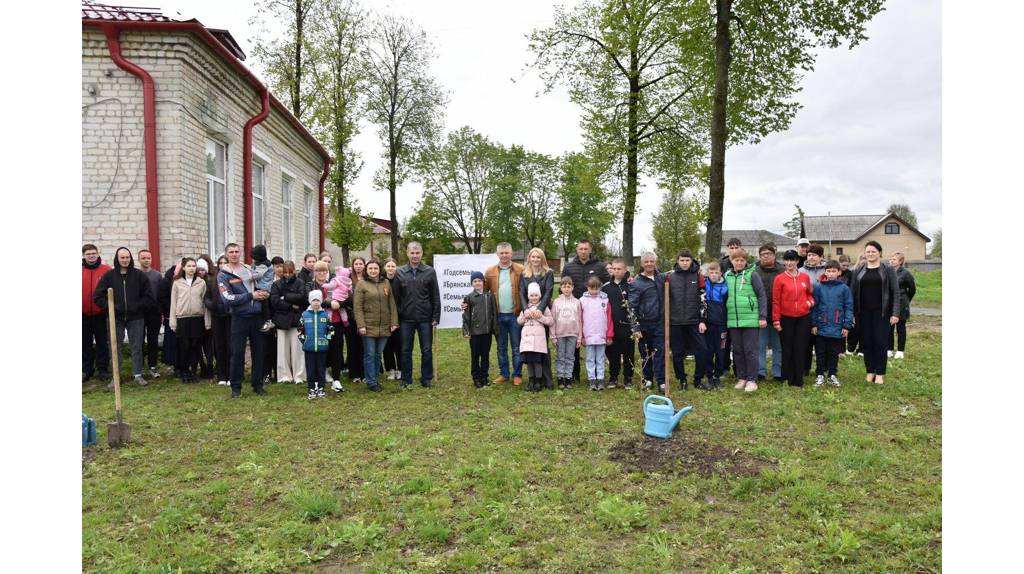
[829,375,841,387]
[815,375,825,387]
[744,380,758,392]
[886,350,893,358]
[856,352,864,357]
[325,373,334,383]
[260,320,274,332]
[294,380,305,386]
[331,380,344,393]
[217,380,229,386]
[894,351,905,360]
[734,379,747,390]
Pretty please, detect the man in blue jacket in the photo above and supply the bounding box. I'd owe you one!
[217,242,271,398]
[628,252,667,393]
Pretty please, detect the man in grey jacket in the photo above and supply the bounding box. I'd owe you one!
[393,242,441,388]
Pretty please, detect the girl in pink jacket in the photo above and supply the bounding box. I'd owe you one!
[518,282,554,392]
[550,276,582,390]
[321,267,352,326]
[579,277,614,390]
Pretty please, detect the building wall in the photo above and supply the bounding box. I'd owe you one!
[814,218,928,261]
[82,28,324,270]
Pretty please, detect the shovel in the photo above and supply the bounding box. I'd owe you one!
[106,288,131,448]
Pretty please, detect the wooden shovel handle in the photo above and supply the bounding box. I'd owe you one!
[106,288,123,415]
[663,278,670,398]
[433,324,439,384]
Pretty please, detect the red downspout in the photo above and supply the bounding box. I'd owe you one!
[243,89,270,264]
[101,25,161,269]
[319,156,331,255]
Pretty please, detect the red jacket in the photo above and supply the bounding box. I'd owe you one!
[83,259,111,316]
[772,271,814,322]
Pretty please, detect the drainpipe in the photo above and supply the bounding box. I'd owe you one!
[101,25,161,269]
[319,156,331,255]
[243,89,270,264]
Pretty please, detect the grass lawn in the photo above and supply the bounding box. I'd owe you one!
[83,316,941,573]
[908,268,941,308]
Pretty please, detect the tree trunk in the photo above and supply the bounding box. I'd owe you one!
[389,144,400,261]
[293,0,303,120]
[706,0,731,259]
[623,59,640,268]
[334,128,351,265]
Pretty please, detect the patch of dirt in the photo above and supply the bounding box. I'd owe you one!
[608,434,776,478]
[82,446,97,466]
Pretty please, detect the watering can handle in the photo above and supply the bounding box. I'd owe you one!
[643,394,672,413]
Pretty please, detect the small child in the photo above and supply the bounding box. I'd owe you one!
[322,266,353,326]
[702,261,729,389]
[462,271,497,388]
[299,291,333,399]
[811,260,854,387]
[725,249,767,392]
[517,282,554,392]
[550,276,583,390]
[579,276,614,390]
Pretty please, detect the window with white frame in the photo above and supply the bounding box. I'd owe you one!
[304,187,313,253]
[205,139,227,256]
[281,175,294,260]
[252,162,266,246]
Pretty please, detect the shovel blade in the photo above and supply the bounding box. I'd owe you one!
[107,422,131,448]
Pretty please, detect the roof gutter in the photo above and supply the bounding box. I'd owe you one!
[83,19,332,263]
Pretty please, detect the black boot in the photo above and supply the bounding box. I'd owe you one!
[544,375,554,390]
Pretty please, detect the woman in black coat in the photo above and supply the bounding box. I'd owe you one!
[887,252,916,359]
[519,248,556,389]
[271,261,308,384]
[849,241,901,385]
[203,255,232,385]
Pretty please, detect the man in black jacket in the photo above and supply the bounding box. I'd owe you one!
[393,242,441,388]
[561,239,610,381]
[667,249,709,390]
[602,258,637,388]
[94,247,155,387]
[628,252,666,392]
[138,248,163,380]
[755,243,785,381]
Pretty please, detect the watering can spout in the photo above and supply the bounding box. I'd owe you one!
[671,405,694,429]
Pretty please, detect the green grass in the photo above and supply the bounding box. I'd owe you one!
[908,268,941,307]
[83,320,942,573]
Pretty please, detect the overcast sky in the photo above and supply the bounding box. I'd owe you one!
[160,0,941,252]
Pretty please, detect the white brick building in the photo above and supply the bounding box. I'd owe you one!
[82,3,330,269]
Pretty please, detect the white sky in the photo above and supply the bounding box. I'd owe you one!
[161,0,941,253]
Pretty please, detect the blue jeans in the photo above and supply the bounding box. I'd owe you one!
[362,335,389,388]
[400,321,434,385]
[495,313,522,378]
[758,326,782,378]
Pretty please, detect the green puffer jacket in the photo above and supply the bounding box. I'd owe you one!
[724,267,767,328]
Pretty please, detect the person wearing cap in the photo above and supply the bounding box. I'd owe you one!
[168,257,212,384]
[299,289,332,399]
[462,270,498,388]
[795,238,811,268]
[354,259,399,393]
[772,249,815,387]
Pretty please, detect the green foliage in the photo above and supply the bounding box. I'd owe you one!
[929,228,941,258]
[291,488,339,521]
[652,185,707,266]
[553,152,615,261]
[595,494,649,532]
[887,202,919,229]
[908,269,941,307]
[249,0,322,122]
[820,520,863,563]
[783,204,806,239]
[336,519,387,552]
[326,206,374,256]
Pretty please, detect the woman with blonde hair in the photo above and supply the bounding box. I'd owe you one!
[887,252,916,359]
[519,247,556,389]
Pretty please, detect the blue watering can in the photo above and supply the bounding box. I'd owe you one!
[642,395,694,439]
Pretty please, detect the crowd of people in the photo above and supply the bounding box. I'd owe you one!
[82,235,917,399]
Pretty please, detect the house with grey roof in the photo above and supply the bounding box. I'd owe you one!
[715,230,796,256]
[801,213,931,261]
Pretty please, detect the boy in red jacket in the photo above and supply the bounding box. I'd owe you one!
[82,243,112,382]
[772,250,815,387]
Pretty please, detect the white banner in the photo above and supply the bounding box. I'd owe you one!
[433,254,496,329]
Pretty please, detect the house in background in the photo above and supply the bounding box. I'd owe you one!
[801,212,931,261]
[323,217,396,264]
[82,2,330,269]
[715,230,796,257]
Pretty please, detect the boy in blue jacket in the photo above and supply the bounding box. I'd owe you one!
[299,291,334,399]
[702,262,729,389]
[811,260,854,387]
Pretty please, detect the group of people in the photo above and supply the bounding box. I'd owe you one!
[460,237,917,394]
[82,241,442,399]
[82,235,917,398]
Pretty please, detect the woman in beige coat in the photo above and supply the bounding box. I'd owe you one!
[169,257,211,383]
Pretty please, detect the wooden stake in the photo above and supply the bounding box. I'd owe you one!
[433,324,439,384]
[106,288,131,447]
[663,276,671,398]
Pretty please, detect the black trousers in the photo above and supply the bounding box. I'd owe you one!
[229,315,265,392]
[263,330,277,379]
[82,314,111,377]
[346,319,364,378]
[846,325,860,353]
[383,329,402,371]
[469,334,492,383]
[327,321,344,380]
[305,351,327,391]
[805,331,816,375]
[200,329,214,377]
[211,314,231,381]
[143,309,161,370]
[814,336,844,377]
[779,315,810,387]
[607,325,635,382]
[669,324,708,382]
[572,347,581,381]
[858,311,889,375]
[178,334,203,377]
[161,316,177,367]
[888,318,908,352]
